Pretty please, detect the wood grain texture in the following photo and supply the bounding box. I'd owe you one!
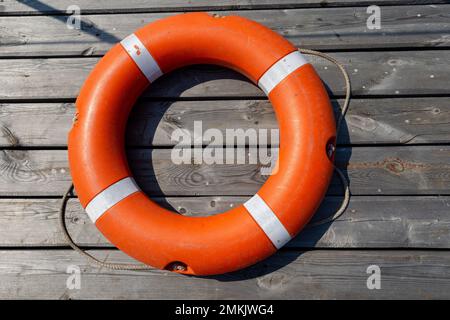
[1,98,449,147]
[0,146,449,196]
[0,50,449,101]
[1,249,450,299]
[1,5,449,57]
[0,196,449,248]
[1,1,444,15]
[1,0,449,301]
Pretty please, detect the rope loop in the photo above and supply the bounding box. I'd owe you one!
[298,48,351,227]
[60,48,352,270]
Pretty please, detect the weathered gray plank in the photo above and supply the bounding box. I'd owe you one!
[131,146,450,196]
[1,249,450,299]
[1,5,449,56]
[0,51,448,100]
[0,146,449,196]
[1,98,449,147]
[0,196,449,248]
[1,1,444,15]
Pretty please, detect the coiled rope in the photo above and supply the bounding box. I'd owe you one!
[59,48,351,270]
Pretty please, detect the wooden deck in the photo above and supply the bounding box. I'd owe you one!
[0,0,449,299]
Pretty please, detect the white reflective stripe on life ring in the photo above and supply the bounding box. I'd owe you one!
[258,51,308,95]
[85,177,140,223]
[120,33,163,83]
[243,194,292,249]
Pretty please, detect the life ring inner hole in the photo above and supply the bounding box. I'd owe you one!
[124,64,280,218]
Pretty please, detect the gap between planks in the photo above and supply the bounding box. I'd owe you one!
[0,1,447,16]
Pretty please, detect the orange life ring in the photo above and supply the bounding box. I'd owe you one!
[68,12,336,275]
